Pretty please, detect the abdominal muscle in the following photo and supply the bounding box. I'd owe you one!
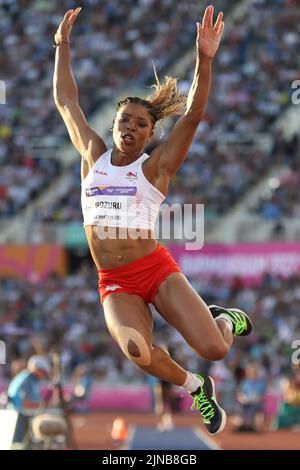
[85,225,158,270]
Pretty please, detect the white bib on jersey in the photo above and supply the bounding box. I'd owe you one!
[81,149,165,230]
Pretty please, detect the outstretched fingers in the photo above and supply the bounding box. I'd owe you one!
[213,11,224,33]
[216,21,225,36]
[63,9,74,23]
[61,7,81,27]
[68,7,82,26]
[196,21,202,37]
[202,5,213,29]
[64,9,74,17]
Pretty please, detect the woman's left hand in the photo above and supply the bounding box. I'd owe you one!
[196,5,224,59]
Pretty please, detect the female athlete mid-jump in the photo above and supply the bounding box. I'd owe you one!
[53,5,252,434]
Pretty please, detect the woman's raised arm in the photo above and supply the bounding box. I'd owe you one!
[53,8,106,166]
[154,5,224,179]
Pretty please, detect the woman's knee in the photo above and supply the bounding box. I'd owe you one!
[193,339,229,361]
[116,326,152,366]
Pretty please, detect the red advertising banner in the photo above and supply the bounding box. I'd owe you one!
[168,242,300,284]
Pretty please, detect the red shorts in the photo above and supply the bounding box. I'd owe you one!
[98,244,181,304]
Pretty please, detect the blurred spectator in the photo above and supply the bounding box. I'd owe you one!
[277,367,300,430]
[7,355,51,412]
[10,358,27,379]
[236,363,266,432]
[6,354,51,445]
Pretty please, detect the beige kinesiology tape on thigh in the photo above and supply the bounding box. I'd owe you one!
[117,326,151,366]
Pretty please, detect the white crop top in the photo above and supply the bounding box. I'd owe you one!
[81,149,165,230]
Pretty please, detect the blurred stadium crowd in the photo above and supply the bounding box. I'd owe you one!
[1,0,300,221]
[1,0,300,431]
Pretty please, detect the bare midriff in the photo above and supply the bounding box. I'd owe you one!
[85,225,158,270]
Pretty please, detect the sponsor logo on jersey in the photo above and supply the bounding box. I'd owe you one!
[95,170,108,176]
[105,284,122,292]
[126,171,138,179]
[85,186,137,197]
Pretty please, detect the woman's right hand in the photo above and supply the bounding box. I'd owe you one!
[54,7,81,44]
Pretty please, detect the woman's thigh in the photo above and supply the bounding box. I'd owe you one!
[103,292,154,366]
[154,272,225,356]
